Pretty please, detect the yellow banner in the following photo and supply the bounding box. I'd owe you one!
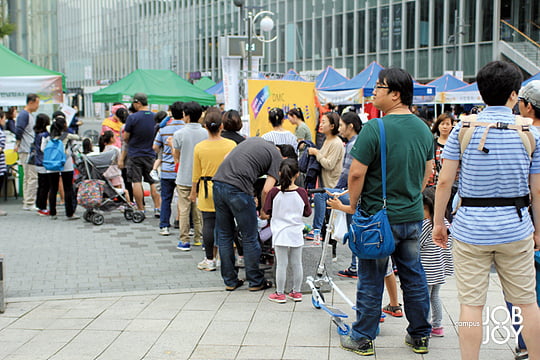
[247,80,316,139]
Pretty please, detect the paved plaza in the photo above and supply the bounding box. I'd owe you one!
[0,197,520,360]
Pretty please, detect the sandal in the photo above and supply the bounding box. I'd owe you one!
[249,279,273,292]
[225,279,244,291]
[304,230,315,240]
[382,303,403,317]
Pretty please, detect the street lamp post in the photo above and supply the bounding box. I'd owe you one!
[233,0,277,116]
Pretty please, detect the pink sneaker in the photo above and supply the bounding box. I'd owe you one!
[431,327,444,337]
[268,292,286,303]
[287,291,303,302]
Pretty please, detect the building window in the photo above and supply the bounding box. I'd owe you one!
[392,3,402,50]
[406,1,415,49]
[481,0,493,41]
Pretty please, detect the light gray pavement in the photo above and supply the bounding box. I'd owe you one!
[0,196,520,360]
[0,118,520,359]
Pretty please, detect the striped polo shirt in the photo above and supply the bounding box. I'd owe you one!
[0,128,6,175]
[153,119,185,180]
[442,106,540,245]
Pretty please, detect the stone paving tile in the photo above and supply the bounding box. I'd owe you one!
[142,330,196,360]
[236,345,284,359]
[199,320,251,346]
[48,329,121,360]
[94,331,162,360]
[2,329,79,360]
[190,344,239,360]
[284,346,333,360]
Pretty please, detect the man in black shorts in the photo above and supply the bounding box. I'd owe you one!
[122,93,161,212]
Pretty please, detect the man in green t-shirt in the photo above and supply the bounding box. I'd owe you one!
[333,68,434,356]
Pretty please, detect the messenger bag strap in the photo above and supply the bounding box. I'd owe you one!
[376,118,387,209]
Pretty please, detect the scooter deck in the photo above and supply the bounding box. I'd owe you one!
[319,303,348,318]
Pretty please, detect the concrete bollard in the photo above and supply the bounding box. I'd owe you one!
[0,255,4,313]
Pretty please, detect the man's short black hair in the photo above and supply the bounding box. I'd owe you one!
[477,61,522,106]
[26,93,39,104]
[170,101,184,119]
[378,68,414,106]
[183,101,203,123]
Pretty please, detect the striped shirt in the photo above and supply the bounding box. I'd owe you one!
[0,128,6,175]
[335,134,357,189]
[420,219,453,285]
[153,119,185,179]
[442,106,540,245]
[261,130,298,149]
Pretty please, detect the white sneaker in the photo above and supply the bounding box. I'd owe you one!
[150,170,160,182]
[159,227,170,236]
[197,258,216,271]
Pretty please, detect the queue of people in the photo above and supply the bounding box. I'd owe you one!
[2,64,540,360]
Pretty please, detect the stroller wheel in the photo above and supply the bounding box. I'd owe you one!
[132,211,145,223]
[83,209,93,222]
[124,209,134,221]
[92,213,105,225]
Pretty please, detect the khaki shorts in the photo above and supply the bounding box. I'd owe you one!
[453,235,536,306]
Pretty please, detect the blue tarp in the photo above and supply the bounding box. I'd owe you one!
[428,74,468,92]
[282,69,307,81]
[205,81,223,95]
[523,72,540,85]
[316,66,348,89]
[452,82,479,92]
[324,61,384,96]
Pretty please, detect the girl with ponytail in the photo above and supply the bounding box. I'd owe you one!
[262,158,312,303]
[190,108,237,271]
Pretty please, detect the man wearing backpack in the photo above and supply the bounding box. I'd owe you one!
[433,61,540,360]
[122,93,161,213]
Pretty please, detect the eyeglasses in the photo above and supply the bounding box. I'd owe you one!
[375,85,390,89]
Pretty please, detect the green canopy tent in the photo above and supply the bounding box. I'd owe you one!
[92,69,216,106]
[0,43,65,106]
[194,77,216,91]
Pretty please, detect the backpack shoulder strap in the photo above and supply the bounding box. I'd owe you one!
[458,114,479,157]
[457,114,536,159]
[514,115,536,158]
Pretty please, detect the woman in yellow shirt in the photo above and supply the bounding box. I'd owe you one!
[189,108,236,271]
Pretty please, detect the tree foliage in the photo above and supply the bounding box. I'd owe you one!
[0,21,15,37]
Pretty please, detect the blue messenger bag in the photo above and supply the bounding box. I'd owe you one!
[344,118,395,259]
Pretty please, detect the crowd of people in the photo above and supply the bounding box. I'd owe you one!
[1,62,539,359]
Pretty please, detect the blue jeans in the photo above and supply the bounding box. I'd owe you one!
[351,220,431,340]
[213,181,265,288]
[159,178,176,228]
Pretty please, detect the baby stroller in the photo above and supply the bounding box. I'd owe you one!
[75,150,144,225]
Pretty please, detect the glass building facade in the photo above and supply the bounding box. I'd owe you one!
[8,0,538,92]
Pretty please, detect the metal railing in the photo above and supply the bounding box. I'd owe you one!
[500,20,539,65]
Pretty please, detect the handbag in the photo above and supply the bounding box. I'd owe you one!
[331,210,348,242]
[344,118,395,259]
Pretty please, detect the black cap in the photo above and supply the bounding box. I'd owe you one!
[132,92,148,106]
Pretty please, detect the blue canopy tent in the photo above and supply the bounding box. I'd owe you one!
[205,81,224,103]
[317,61,384,104]
[282,69,307,81]
[428,73,468,92]
[317,61,436,104]
[523,72,540,85]
[316,66,348,89]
